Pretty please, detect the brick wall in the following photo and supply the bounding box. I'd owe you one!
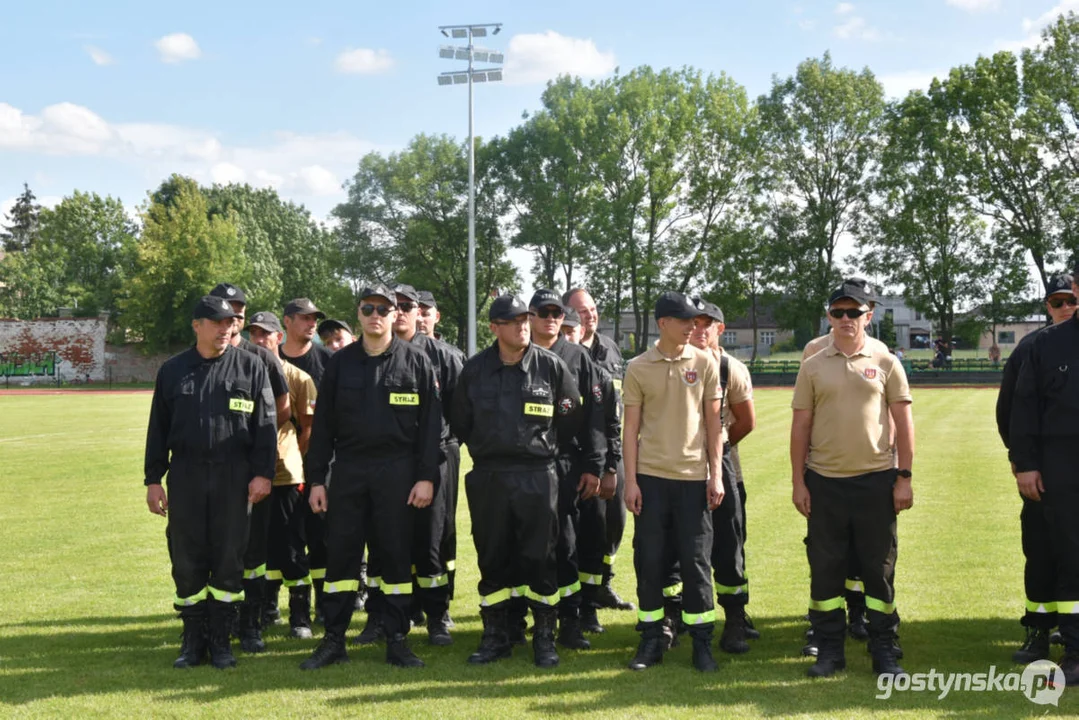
[0,318,107,384]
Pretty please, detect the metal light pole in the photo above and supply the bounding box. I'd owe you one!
[438,23,503,356]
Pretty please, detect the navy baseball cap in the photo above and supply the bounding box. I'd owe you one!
[417,290,437,309]
[209,282,247,306]
[562,307,581,328]
[318,318,353,336]
[246,311,283,334]
[193,295,242,321]
[828,278,875,307]
[358,284,397,306]
[529,288,565,311]
[1046,274,1074,299]
[654,291,698,320]
[284,298,326,319]
[489,294,530,322]
[393,283,421,304]
[692,297,724,323]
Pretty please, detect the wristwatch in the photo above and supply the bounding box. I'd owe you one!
[897,469,912,478]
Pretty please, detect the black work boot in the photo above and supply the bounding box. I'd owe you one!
[208,601,238,669]
[690,627,718,672]
[313,579,325,625]
[802,628,819,657]
[386,632,425,668]
[867,607,904,676]
[238,578,266,653]
[557,608,591,650]
[288,585,314,640]
[870,641,906,677]
[1013,626,1051,664]
[173,604,208,669]
[744,612,761,640]
[1060,653,1079,685]
[507,597,528,646]
[299,633,349,670]
[580,604,605,634]
[718,605,750,654]
[468,607,512,664]
[847,593,869,641]
[807,635,846,678]
[628,627,666,670]
[424,596,453,646]
[263,581,282,626]
[662,616,680,650]
[532,606,560,668]
[595,581,635,610]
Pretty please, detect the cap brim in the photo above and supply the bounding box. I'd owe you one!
[246,322,280,333]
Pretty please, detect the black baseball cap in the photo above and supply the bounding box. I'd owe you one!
[693,297,724,323]
[562,307,581,328]
[284,298,326,319]
[393,283,420,304]
[489,294,530,322]
[417,290,437,309]
[358,284,396,306]
[318,318,353,337]
[246,311,283,334]
[1046,274,1075,299]
[209,282,247,306]
[193,295,242,321]
[828,278,875,307]
[529,288,565,311]
[654,291,698,320]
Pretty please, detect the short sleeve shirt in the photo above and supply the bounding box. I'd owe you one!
[275,362,318,485]
[713,347,752,431]
[624,343,722,481]
[792,338,912,477]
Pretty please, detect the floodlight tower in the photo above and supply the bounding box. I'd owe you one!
[438,22,504,357]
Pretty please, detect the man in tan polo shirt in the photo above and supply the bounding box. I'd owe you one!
[623,291,724,673]
[791,280,914,680]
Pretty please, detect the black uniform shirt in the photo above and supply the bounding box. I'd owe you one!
[451,341,581,467]
[549,335,606,477]
[586,332,625,469]
[995,326,1046,450]
[586,331,625,382]
[144,345,277,485]
[239,336,289,399]
[408,331,465,446]
[304,336,441,487]
[280,342,334,386]
[1010,315,1079,472]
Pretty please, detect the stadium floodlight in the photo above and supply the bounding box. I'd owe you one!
[436,22,505,357]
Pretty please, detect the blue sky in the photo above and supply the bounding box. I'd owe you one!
[0,0,1072,229]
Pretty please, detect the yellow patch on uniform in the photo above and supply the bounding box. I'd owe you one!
[229,398,254,413]
[612,378,623,391]
[524,402,554,417]
[389,392,420,406]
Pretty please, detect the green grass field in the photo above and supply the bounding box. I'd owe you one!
[0,388,1072,718]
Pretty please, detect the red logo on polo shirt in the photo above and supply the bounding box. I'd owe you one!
[683,369,699,386]
[863,367,878,380]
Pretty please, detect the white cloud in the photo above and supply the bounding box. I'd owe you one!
[998,0,1079,52]
[878,70,945,99]
[835,2,856,14]
[155,33,201,64]
[504,31,617,85]
[84,45,114,66]
[797,19,817,31]
[334,48,393,74]
[296,165,341,196]
[946,0,999,11]
[210,162,247,185]
[833,14,881,41]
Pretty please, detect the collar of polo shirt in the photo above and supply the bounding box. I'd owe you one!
[823,336,874,359]
[644,342,694,362]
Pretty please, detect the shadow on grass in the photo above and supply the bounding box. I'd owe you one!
[0,613,1075,717]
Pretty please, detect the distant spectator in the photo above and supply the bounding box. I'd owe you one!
[988,344,1001,366]
[895,347,905,361]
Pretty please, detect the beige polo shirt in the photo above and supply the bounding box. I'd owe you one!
[802,331,889,361]
[275,361,318,486]
[792,338,911,478]
[624,342,722,481]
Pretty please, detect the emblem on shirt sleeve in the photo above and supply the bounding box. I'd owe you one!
[682,369,700,387]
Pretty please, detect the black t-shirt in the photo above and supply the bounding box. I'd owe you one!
[238,337,289,399]
[279,343,334,386]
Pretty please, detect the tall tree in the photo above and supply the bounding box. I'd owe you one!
[122,176,250,351]
[333,134,519,349]
[758,53,885,337]
[1,183,42,253]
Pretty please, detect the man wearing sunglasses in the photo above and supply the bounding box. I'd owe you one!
[525,289,605,652]
[450,294,582,668]
[299,285,442,671]
[791,280,914,680]
[997,273,1076,665]
[1011,269,1079,685]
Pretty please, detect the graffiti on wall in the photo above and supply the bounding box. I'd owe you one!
[0,352,57,377]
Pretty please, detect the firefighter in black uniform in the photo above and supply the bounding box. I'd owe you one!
[1010,270,1079,684]
[208,283,291,654]
[299,284,442,670]
[565,287,635,613]
[144,295,277,669]
[451,294,582,668]
[997,274,1076,664]
[527,289,604,651]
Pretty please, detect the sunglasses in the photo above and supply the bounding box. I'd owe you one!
[397,301,417,312]
[829,308,868,319]
[535,307,563,319]
[360,304,394,317]
[1048,296,1078,309]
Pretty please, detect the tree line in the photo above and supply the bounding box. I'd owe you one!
[3,13,1078,355]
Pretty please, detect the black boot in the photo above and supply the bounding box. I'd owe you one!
[867,608,905,676]
[386,632,425,668]
[532,606,560,668]
[173,604,208,669]
[718,604,750,654]
[847,593,869,641]
[288,585,314,639]
[1013,626,1051,664]
[352,613,386,645]
[1060,653,1079,685]
[424,594,453,646]
[313,579,325,625]
[595,581,635,610]
[870,642,906,677]
[580,604,605,634]
[263,580,282,626]
[628,627,666,670]
[807,609,846,678]
[299,633,349,670]
[802,628,819,657]
[690,627,718,672]
[468,606,512,664]
[238,579,266,653]
[661,616,680,650]
[208,600,238,669]
[744,612,761,640]
[507,597,528,646]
